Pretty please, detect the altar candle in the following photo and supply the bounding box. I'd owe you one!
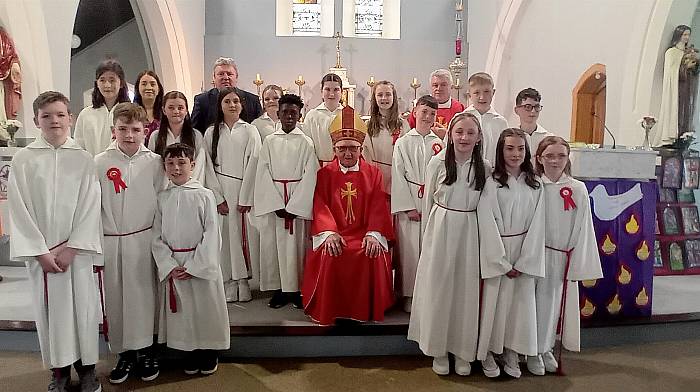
[412,77,418,85]
[256,73,261,82]
[298,75,304,82]
[370,76,375,83]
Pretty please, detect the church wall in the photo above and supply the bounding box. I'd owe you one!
[69,19,149,115]
[204,0,460,114]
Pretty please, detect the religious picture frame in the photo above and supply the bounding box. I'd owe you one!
[669,242,685,271]
[661,207,681,235]
[659,188,677,203]
[662,156,682,189]
[681,206,700,234]
[677,188,696,203]
[685,240,700,268]
[683,157,700,189]
[654,240,663,268]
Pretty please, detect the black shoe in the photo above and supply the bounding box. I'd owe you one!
[109,354,135,384]
[138,354,160,382]
[268,290,288,309]
[289,292,304,309]
[200,351,219,375]
[184,352,199,375]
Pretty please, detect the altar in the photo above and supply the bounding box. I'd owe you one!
[571,147,658,321]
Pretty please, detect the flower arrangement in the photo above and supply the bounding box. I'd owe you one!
[639,115,657,150]
[0,119,22,144]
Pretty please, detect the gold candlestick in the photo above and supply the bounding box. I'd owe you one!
[367,75,376,89]
[294,75,305,97]
[410,77,421,103]
[452,76,462,104]
[253,73,264,103]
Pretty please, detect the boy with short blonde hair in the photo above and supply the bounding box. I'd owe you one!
[9,91,103,391]
[95,102,164,384]
[464,72,508,164]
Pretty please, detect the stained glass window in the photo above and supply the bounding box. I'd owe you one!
[354,0,383,37]
[292,0,322,36]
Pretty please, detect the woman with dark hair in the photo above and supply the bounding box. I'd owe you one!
[133,70,164,145]
[408,112,500,377]
[654,25,695,145]
[302,73,343,166]
[148,91,205,184]
[203,87,261,304]
[74,59,130,156]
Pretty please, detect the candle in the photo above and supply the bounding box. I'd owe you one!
[455,77,461,87]
[370,76,375,83]
[412,77,418,85]
[256,73,261,82]
[298,75,304,82]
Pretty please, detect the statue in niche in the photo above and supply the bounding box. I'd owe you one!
[654,25,699,147]
[0,26,21,122]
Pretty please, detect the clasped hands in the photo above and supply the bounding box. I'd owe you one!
[168,266,192,281]
[36,243,77,273]
[506,268,522,279]
[321,233,385,258]
[217,200,251,215]
[274,209,297,220]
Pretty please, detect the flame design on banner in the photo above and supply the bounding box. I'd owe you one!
[607,293,622,315]
[580,297,596,318]
[617,264,632,285]
[625,214,640,234]
[636,240,650,261]
[582,279,598,288]
[636,286,649,307]
[601,233,617,255]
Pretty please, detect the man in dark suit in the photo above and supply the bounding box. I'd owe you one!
[191,57,263,133]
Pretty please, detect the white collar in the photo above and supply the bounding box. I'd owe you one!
[272,126,304,136]
[167,178,204,190]
[106,140,150,157]
[316,102,343,113]
[27,135,82,150]
[541,173,572,185]
[261,112,279,123]
[437,98,454,109]
[407,128,438,138]
[220,119,246,130]
[465,104,501,117]
[339,161,360,174]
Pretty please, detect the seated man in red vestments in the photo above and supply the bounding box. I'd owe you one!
[302,106,395,325]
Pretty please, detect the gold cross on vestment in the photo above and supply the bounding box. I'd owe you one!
[340,181,357,224]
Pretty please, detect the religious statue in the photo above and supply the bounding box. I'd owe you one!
[653,25,699,147]
[0,27,21,122]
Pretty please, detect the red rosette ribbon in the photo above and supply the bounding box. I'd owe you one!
[391,128,401,145]
[432,143,443,155]
[560,187,577,211]
[106,167,127,194]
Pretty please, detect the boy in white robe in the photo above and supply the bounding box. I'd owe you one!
[514,88,553,159]
[530,136,603,375]
[255,94,318,308]
[9,91,102,391]
[302,73,343,166]
[391,95,444,312]
[477,129,545,379]
[463,72,508,165]
[95,103,163,384]
[152,143,230,375]
[204,87,262,302]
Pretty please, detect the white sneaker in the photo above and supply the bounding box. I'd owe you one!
[526,355,545,376]
[237,279,252,302]
[224,280,238,302]
[481,352,500,378]
[432,355,450,375]
[542,351,558,373]
[503,349,521,378]
[454,356,471,376]
[403,297,413,313]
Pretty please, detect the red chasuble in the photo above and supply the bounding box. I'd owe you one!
[408,98,465,129]
[302,159,395,325]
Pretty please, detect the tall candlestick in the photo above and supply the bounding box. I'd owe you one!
[253,74,264,104]
[410,77,421,104]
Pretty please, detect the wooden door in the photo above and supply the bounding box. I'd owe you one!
[571,63,606,144]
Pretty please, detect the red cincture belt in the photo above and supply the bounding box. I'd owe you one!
[545,244,574,374]
[167,246,197,313]
[435,202,476,213]
[272,178,302,235]
[404,176,424,199]
[103,225,152,237]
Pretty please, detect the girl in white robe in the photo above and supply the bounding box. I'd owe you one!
[148,91,207,185]
[9,92,102,391]
[302,73,343,166]
[408,112,501,377]
[74,59,131,156]
[530,135,603,375]
[391,95,442,311]
[251,84,283,142]
[153,143,229,375]
[204,87,261,303]
[95,105,164,383]
[476,128,545,379]
[363,81,409,194]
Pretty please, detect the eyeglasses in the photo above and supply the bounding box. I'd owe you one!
[335,146,361,153]
[516,104,543,112]
[541,153,568,161]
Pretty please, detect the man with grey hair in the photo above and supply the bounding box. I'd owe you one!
[408,68,465,138]
[191,57,263,133]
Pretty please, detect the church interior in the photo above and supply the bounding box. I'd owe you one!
[1,0,700,390]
